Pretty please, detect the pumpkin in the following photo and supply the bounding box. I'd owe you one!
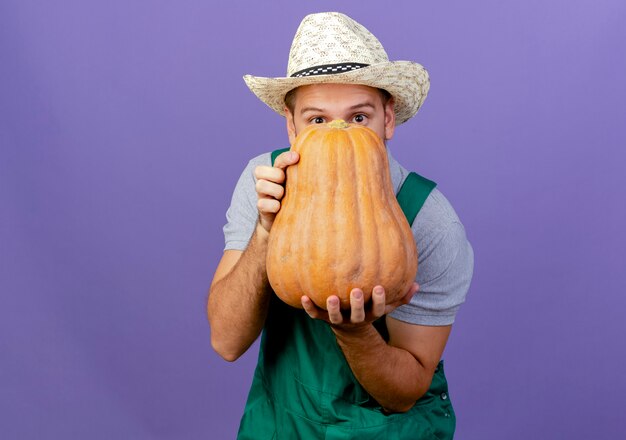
[266,119,418,310]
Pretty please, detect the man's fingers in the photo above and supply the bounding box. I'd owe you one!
[326,296,343,325]
[255,179,285,200]
[303,285,415,327]
[349,289,365,323]
[253,151,299,220]
[371,286,386,318]
[257,197,280,214]
[254,165,286,185]
[273,151,299,169]
[302,296,321,319]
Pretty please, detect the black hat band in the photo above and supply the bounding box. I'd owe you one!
[290,63,370,78]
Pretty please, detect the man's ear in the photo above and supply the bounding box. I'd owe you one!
[285,107,297,145]
[384,97,396,141]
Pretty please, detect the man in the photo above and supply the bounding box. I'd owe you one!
[208,12,474,439]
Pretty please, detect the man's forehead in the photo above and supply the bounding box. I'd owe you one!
[295,84,381,110]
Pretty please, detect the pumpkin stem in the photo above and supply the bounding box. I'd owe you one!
[328,119,349,129]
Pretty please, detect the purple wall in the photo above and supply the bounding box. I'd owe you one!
[2,1,625,438]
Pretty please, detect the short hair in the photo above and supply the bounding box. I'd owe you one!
[284,86,392,115]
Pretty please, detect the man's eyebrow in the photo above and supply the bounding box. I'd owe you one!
[299,102,376,115]
[348,102,376,111]
[300,106,325,115]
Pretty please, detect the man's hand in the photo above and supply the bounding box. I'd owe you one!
[301,282,419,330]
[302,281,448,413]
[254,150,300,234]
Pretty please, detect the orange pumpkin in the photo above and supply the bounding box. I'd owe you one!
[266,119,417,310]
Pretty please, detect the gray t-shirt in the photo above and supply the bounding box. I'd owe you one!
[222,147,474,326]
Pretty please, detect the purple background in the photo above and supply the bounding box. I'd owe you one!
[2,1,625,438]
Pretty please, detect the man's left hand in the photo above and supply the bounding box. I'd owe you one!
[301,282,419,330]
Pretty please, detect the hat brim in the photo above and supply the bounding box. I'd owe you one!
[243,61,430,125]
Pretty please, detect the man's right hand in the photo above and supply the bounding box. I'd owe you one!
[254,150,300,233]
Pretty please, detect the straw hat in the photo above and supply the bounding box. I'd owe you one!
[243,12,430,125]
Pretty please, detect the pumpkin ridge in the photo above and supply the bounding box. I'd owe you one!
[335,127,355,306]
[332,131,346,307]
[355,129,379,302]
[342,129,363,304]
[361,130,384,289]
[298,134,318,305]
[326,132,336,300]
[310,129,335,305]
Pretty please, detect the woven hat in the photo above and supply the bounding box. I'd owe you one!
[243,12,430,125]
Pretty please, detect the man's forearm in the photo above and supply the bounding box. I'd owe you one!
[332,324,433,413]
[208,223,271,361]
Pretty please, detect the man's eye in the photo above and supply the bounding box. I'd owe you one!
[353,114,367,123]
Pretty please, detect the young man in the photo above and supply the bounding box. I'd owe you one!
[208,12,474,439]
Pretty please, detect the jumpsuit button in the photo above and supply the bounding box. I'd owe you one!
[440,392,447,400]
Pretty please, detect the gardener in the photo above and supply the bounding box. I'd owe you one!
[207,12,474,439]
